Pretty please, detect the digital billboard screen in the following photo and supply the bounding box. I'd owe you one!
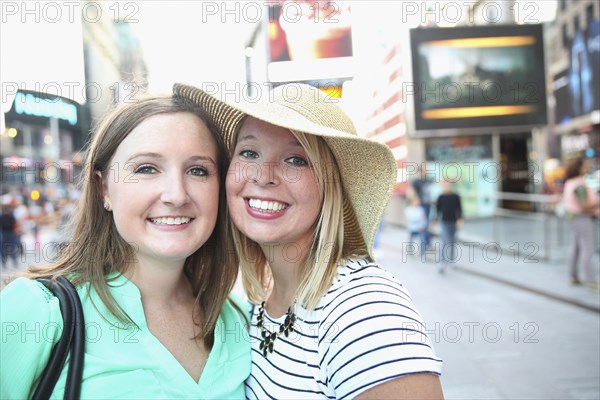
[266,1,354,83]
[553,19,600,126]
[409,24,547,135]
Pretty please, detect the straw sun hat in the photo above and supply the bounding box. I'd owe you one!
[173,83,397,259]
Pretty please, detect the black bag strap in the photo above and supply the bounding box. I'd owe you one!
[32,276,85,400]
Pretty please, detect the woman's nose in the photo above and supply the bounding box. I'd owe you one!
[251,161,281,186]
[160,175,190,206]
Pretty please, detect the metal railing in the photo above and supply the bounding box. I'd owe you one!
[490,192,597,261]
[389,191,598,262]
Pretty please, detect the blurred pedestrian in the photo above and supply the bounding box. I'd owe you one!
[412,164,434,248]
[434,179,463,273]
[1,204,20,269]
[1,95,250,398]
[56,196,78,248]
[563,157,600,289]
[404,189,427,257]
[27,199,43,244]
[175,82,443,399]
[12,197,28,254]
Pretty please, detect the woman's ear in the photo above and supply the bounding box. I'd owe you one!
[95,171,110,209]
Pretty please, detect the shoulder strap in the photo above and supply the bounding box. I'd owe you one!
[32,276,85,400]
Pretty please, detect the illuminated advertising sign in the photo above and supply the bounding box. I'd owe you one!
[266,1,354,83]
[554,19,600,125]
[4,89,81,130]
[409,24,547,136]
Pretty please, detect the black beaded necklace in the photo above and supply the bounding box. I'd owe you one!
[256,301,296,358]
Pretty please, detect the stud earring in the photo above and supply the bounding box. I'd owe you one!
[103,201,111,211]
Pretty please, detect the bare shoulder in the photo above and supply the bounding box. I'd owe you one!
[355,373,444,400]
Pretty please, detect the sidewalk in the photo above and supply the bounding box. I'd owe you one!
[381,215,600,313]
[377,220,600,400]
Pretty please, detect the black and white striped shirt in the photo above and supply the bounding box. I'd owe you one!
[245,259,442,399]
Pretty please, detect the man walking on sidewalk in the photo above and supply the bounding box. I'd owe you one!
[1,204,20,270]
[434,179,463,273]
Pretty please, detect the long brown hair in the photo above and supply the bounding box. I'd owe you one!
[22,95,239,347]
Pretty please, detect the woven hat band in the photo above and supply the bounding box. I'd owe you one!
[272,85,357,136]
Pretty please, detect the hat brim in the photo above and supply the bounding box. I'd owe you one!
[174,83,397,259]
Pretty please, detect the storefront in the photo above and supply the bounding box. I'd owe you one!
[424,136,497,217]
[1,89,83,197]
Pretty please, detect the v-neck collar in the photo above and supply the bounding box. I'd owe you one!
[105,272,227,390]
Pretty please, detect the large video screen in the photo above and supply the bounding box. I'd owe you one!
[409,24,547,135]
[265,1,354,83]
[554,19,600,126]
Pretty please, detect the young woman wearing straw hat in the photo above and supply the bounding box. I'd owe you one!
[0,96,250,398]
[175,83,443,399]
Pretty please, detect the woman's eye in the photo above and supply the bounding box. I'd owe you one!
[189,167,208,176]
[286,156,309,167]
[239,149,258,159]
[135,165,157,174]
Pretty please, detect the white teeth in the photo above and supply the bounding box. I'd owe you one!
[248,198,287,212]
[150,217,191,225]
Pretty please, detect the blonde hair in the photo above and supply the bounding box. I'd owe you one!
[19,96,239,347]
[234,129,348,310]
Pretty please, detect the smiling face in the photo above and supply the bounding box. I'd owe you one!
[101,112,219,268]
[226,117,322,253]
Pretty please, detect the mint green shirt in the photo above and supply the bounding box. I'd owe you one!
[0,275,251,399]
